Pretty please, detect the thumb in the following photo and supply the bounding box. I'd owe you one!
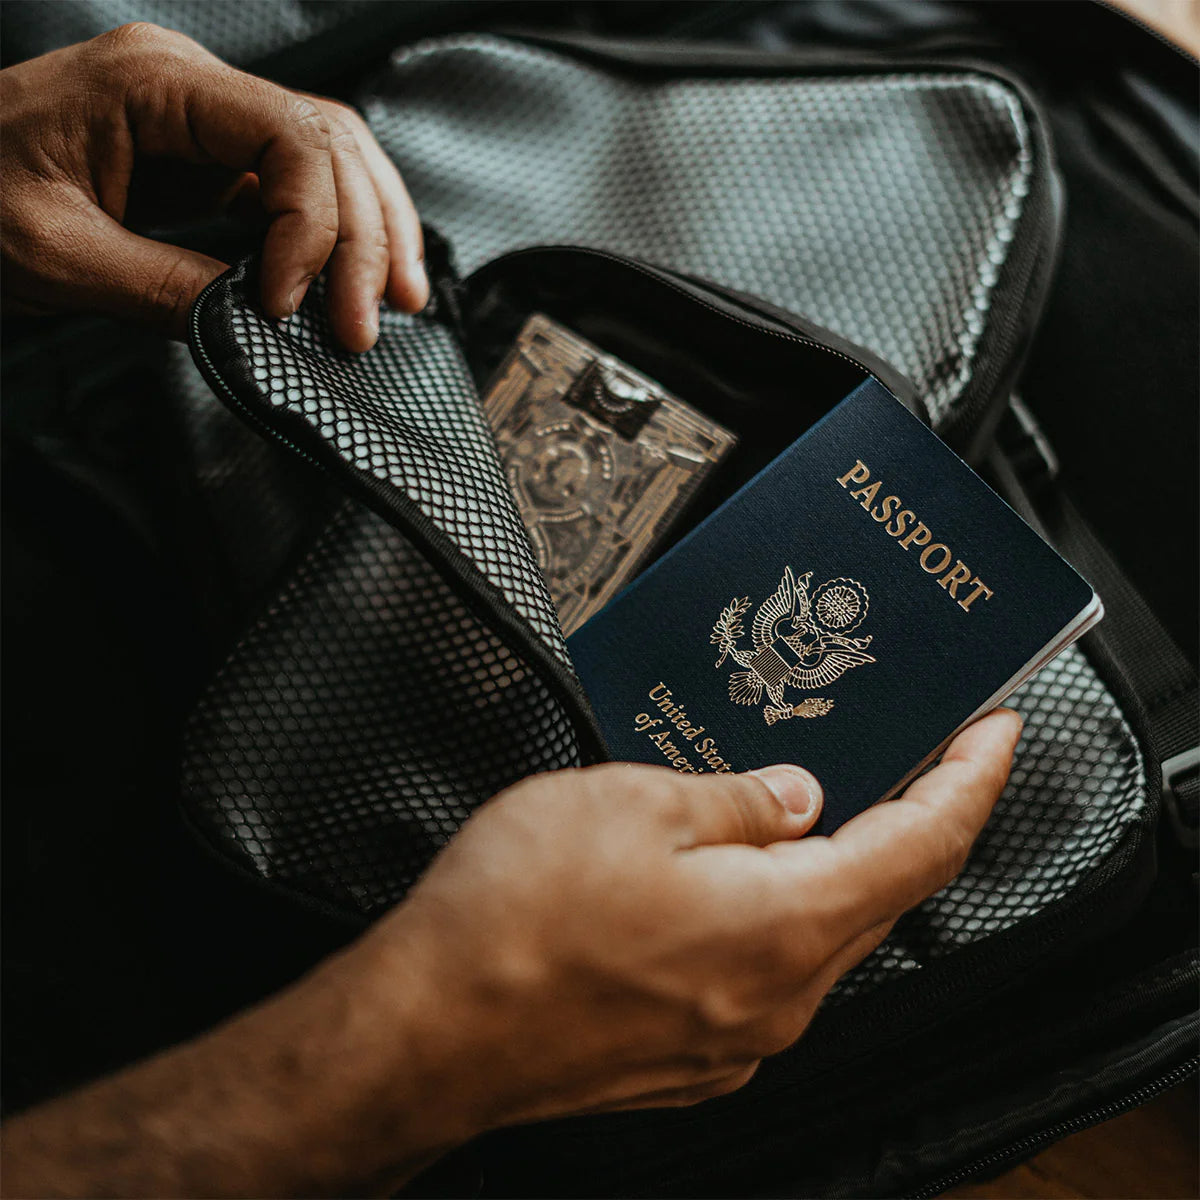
[19,193,227,338]
[671,765,824,850]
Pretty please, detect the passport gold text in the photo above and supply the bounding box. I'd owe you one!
[836,460,995,613]
[633,684,736,774]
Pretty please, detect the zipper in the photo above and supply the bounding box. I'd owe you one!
[186,268,608,764]
[558,959,1199,1199]
[1095,0,1199,65]
[465,244,922,414]
[497,33,1064,457]
[908,1056,1200,1199]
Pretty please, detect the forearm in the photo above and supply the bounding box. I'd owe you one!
[1,932,465,1198]
[1,725,1020,1196]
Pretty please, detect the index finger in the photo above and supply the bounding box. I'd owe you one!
[127,44,339,318]
[188,74,339,318]
[784,708,1023,937]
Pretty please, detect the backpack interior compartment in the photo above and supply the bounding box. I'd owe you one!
[179,38,1158,1196]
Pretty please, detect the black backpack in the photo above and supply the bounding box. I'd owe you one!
[2,4,1194,1196]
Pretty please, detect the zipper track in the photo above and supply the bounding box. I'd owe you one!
[1095,0,1199,65]
[188,300,326,475]
[908,1057,1200,1199]
[467,244,910,400]
[496,33,1063,456]
[185,271,608,757]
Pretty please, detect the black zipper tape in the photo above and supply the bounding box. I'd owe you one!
[909,1047,1199,1198]
[464,243,920,412]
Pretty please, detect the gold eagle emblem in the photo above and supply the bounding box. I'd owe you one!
[710,568,875,724]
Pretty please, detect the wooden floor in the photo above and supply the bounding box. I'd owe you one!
[943,1083,1198,1199]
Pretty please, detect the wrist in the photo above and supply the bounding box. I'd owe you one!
[269,917,485,1191]
[0,915,486,1200]
[348,893,573,1141]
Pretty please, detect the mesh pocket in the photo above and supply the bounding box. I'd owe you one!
[834,643,1148,999]
[214,275,571,669]
[183,500,581,912]
[365,35,1038,424]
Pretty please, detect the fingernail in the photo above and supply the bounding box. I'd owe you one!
[405,259,429,310]
[747,765,823,816]
[364,304,379,345]
[287,275,314,315]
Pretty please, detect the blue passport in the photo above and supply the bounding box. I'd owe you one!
[567,379,1102,834]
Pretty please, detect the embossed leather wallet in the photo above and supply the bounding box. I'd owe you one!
[568,377,1103,834]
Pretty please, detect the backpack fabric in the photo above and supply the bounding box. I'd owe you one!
[184,29,1152,1012]
[2,4,1195,1196]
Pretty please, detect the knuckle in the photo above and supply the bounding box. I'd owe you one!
[365,225,391,251]
[930,818,974,886]
[322,97,366,129]
[339,228,390,263]
[904,801,974,897]
[856,918,896,965]
[328,123,362,156]
[88,23,200,85]
[679,1080,729,1106]
[316,214,342,243]
[945,825,975,878]
[692,984,755,1036]
[654,788,693,830]
[146,252,200,330]
[745,1010,808,1058]
[286,96,333,148]
[96,21,166,51]
[296,209,340,252]
[699,1063,760,1101]
[730,774,774,834]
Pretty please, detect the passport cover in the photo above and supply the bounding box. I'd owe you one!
[567,378,1098,835]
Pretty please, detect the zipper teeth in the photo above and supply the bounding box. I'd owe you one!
[186,279,607,757]
[908,1057,1200,1199]
[1095,0,1199,64]
[188,291,325,472]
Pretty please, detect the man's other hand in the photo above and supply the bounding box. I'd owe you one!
[1,710,1021,1197]
[0,23,427,351]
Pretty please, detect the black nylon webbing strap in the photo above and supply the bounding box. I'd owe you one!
[1043,490,1198,845]
[991,401,1197,847]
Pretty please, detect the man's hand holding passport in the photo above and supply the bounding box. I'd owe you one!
[486,317,1101,834]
